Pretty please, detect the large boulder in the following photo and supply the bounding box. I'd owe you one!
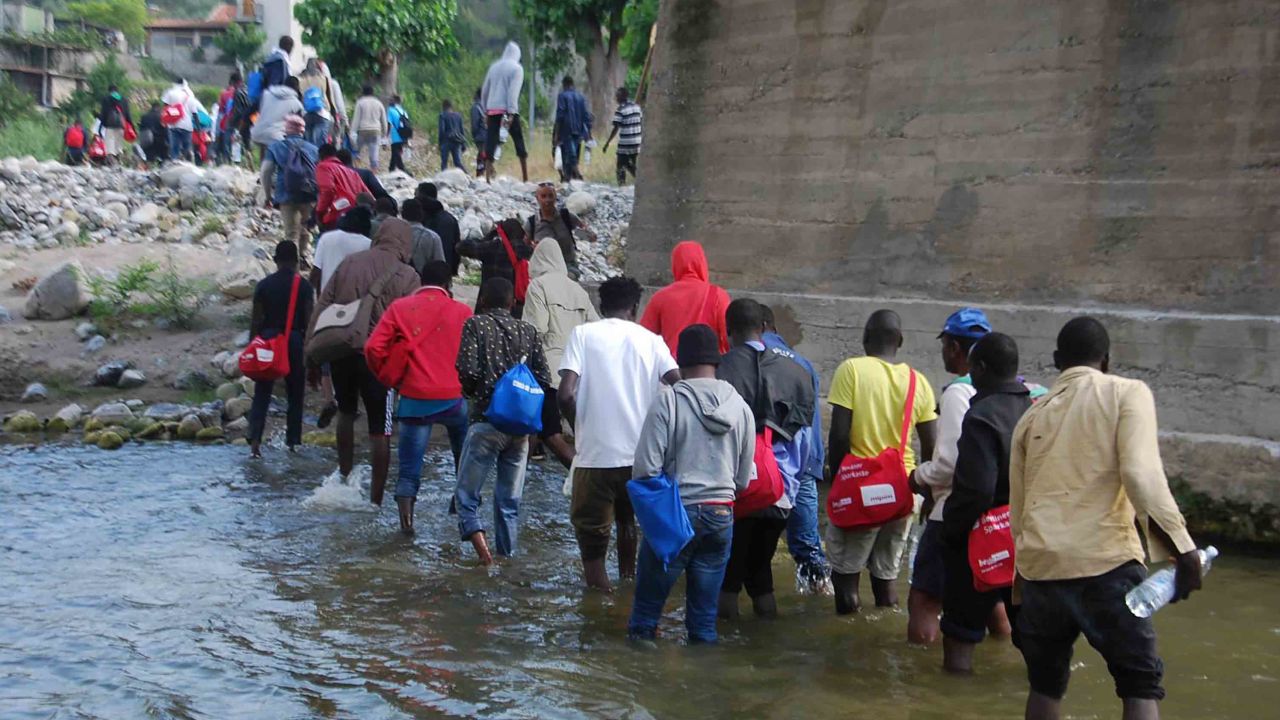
[565,191,596,217]
[172,369,215,391]
[90,402,134,425]
[3,410,41,433]
[216,258,268,300]
[222,396,252,421]
[129,203,161,226]
[176,414,203,440]
[92,361,132,387]
[434,167,471,189]
[23,260,89,320]
[52,403,84,428]
[116,369,147,389]
[20,382,47,403]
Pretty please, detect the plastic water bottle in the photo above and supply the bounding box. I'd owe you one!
[1124,546,1218,618]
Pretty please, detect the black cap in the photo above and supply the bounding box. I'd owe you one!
[677,324,722,367]
[273,240,298,263]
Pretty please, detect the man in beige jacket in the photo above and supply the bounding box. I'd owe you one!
[352,85,388,169]
[1010,316,1203,720]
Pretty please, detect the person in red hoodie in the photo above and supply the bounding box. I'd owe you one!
[639,241,731,356]
[315,142,371,231]
[366,261,473,534]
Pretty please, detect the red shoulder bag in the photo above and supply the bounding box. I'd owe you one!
[968,504,1015,591]
[239,274,301,381]
[735,426,785,517]
[496,225,530,302]
[826,369,918,530]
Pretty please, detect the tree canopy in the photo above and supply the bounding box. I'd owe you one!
[294,0,459,94]
[212,22,266,68]
[65,0,147,46]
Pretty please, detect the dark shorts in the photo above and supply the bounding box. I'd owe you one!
[941,540,1011,644]
[570,466,635,561]
[1016,561,1164,701]
[330,354,393,436]
[910,520,946,598]
[484,113,528,162]
[539,388,562,441]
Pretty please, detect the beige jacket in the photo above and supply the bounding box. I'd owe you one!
[1010,366,1195,582]
[523,240,598,388]
[352,95,388,135]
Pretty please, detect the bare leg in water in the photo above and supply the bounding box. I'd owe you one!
[368,435,390,506]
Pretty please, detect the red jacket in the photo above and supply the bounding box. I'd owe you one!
[366,286,472,400]
[640,240,731,356]
[315,157,370,227]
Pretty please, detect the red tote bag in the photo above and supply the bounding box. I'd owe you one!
[239,274,301,381]
[968,504,1015,591]
[826,369,918,530]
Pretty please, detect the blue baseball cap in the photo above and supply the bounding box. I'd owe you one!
[939,307,992,339]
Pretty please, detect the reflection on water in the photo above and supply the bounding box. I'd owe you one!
[1,443,1277,719]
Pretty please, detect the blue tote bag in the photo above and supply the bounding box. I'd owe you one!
[626,392,695,569]
[485,360,544,435]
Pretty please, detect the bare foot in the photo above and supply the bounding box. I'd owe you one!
[470,532,494,566]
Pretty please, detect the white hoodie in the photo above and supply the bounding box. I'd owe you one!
[251,85,304,145]
[160,82,208,132]
[481,42,524,115]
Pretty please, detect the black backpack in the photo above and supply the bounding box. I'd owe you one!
[397,109,414,140]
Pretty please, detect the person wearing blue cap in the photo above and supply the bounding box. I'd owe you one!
[906,307,1003,645]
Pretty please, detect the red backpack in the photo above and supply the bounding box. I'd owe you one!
[826,369,918,530]
[161,97,187,127]
[64,125,85,149]
[239,274,301,381]
[735,426,785,517]
[968,504,1015,591]
[496,224,530,302]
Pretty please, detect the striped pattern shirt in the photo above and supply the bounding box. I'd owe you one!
[613,101,643,155]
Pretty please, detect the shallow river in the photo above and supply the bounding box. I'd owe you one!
[1,443,1277,719]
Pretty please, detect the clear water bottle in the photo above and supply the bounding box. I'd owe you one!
[1125,546,1219,618]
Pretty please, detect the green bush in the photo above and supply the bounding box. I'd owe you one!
[144,258,212,330]
[86,259,158,322]
[84,257,211,330]
[0,115,65,161]
[0,74,37,128]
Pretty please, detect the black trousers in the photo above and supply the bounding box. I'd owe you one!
[389,142,406,173]
[484,113,527,162]
[721,512,788,598]
[247,331,306,447]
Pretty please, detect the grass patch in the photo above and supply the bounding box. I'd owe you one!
[198,215,227,237]
[84,257,212,331]
[401,125,619,186]
[181,387,219,405]
[0,114,65,162]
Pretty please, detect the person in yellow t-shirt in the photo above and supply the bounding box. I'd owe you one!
[825,309,938,614]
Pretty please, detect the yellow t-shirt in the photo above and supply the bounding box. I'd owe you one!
[828,356,938,471]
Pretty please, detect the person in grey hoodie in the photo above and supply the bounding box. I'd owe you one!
[480,41,528,182]
[251,78,304,165]
[627,324,755,645]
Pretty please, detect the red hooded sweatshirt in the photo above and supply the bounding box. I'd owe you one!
[315,156,370,228]
[640,240,730,356]
[366,286,473,400]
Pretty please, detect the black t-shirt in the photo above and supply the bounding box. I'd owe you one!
[252,269,314,336]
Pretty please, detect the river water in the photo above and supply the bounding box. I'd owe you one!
[1,443,1277,719]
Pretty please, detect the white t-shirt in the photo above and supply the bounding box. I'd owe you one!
[560,318,678,468]
[312,230,371,292]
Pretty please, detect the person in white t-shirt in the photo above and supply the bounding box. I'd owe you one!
[559,276,680,592]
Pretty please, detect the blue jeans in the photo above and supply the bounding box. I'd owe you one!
[306,117,332,147]
[168,129,192,161]
[395,400,469,500]
[439,142,463,170]
[628,503,734,644]
[454,422,528,556]
[786,474,829,583]
[559,136,581,178]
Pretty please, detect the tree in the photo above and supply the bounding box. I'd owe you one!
[514,0,654,127]
[66,0,148,47]
[213,22,267,69]
[294,0,459,96]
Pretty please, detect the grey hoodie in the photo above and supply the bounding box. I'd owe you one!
[632,378,755,506]
[481,42,524,114]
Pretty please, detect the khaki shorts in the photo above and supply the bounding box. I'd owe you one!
[570,466,634,561]
[825,514,913,580]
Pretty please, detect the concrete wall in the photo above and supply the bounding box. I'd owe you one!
[629,0,1280,518]
[148,31,235,86]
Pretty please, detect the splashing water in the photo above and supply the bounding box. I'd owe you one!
[302,465,377,511]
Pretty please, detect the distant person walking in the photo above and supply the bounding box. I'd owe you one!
[261,36,294,89]
[387,95,410,173]
[63,119,87,165]
[260,115,319,261]
[299,58,340,146]
[438,99,467,171]
[415,182,462,277]
[481,41,528,182]
[1009,317,1202,719]
[470,89,487,177]
[639,241,731,356]
[251,77,304,162]
[553,76,592,181]
[214,72,243,164]
[247,241,314,457]
[352,86,388,169]
[603,86,642,185]
[366,261,473,535]
[139,102,167,164]
[628,324,754,645]
[454,277,553,564]
[161,79,207,163]
[96,84,132,165]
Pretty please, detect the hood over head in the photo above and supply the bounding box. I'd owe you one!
[529,238,568,279]
[670,240,709,283]
[501,41,521,64]
[373,217,414,263]
[266,84,297,100]
[676,380,742,436]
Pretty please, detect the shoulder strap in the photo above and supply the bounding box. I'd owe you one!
[496,224,518,267]
[369,261,403,299]
[283,273,301,337]
[560,207,573,228]
[898,368,918,452]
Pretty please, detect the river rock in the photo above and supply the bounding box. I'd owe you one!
[222,396,252,421]
[3,410,41,433]
[144,403,195,422]
[223,416,249,439]
[20,382,47,403]
[96,431,124,450]
[52,403,83,428]
[129,202,160,225]
[83,335,107,354]
[136,422,165,440]
[124,399,145,409]
[0,305,10,324]
[74,321,98,340]
[234,330,251,347]
[195,426,224,441]
[104,202,129,220]
[176,414,203,439]
[23,260,89,320]
[433,167,471,189]
[215,381,243,401]
[93,361,132,387]
[55,221,80,242]
[173,369,215,391]
[220,353,242,379]
[91,402,135,425]
[565,191,596,216]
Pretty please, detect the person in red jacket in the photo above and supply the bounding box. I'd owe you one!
[315,142,371,231]
[366,261,474,534]
[639,240,731,356]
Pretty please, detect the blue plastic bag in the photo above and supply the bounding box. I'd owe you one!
[627,473,695,570]
[485,363,544,435]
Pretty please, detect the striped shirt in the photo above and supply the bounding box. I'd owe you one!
[613,101,643,155]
